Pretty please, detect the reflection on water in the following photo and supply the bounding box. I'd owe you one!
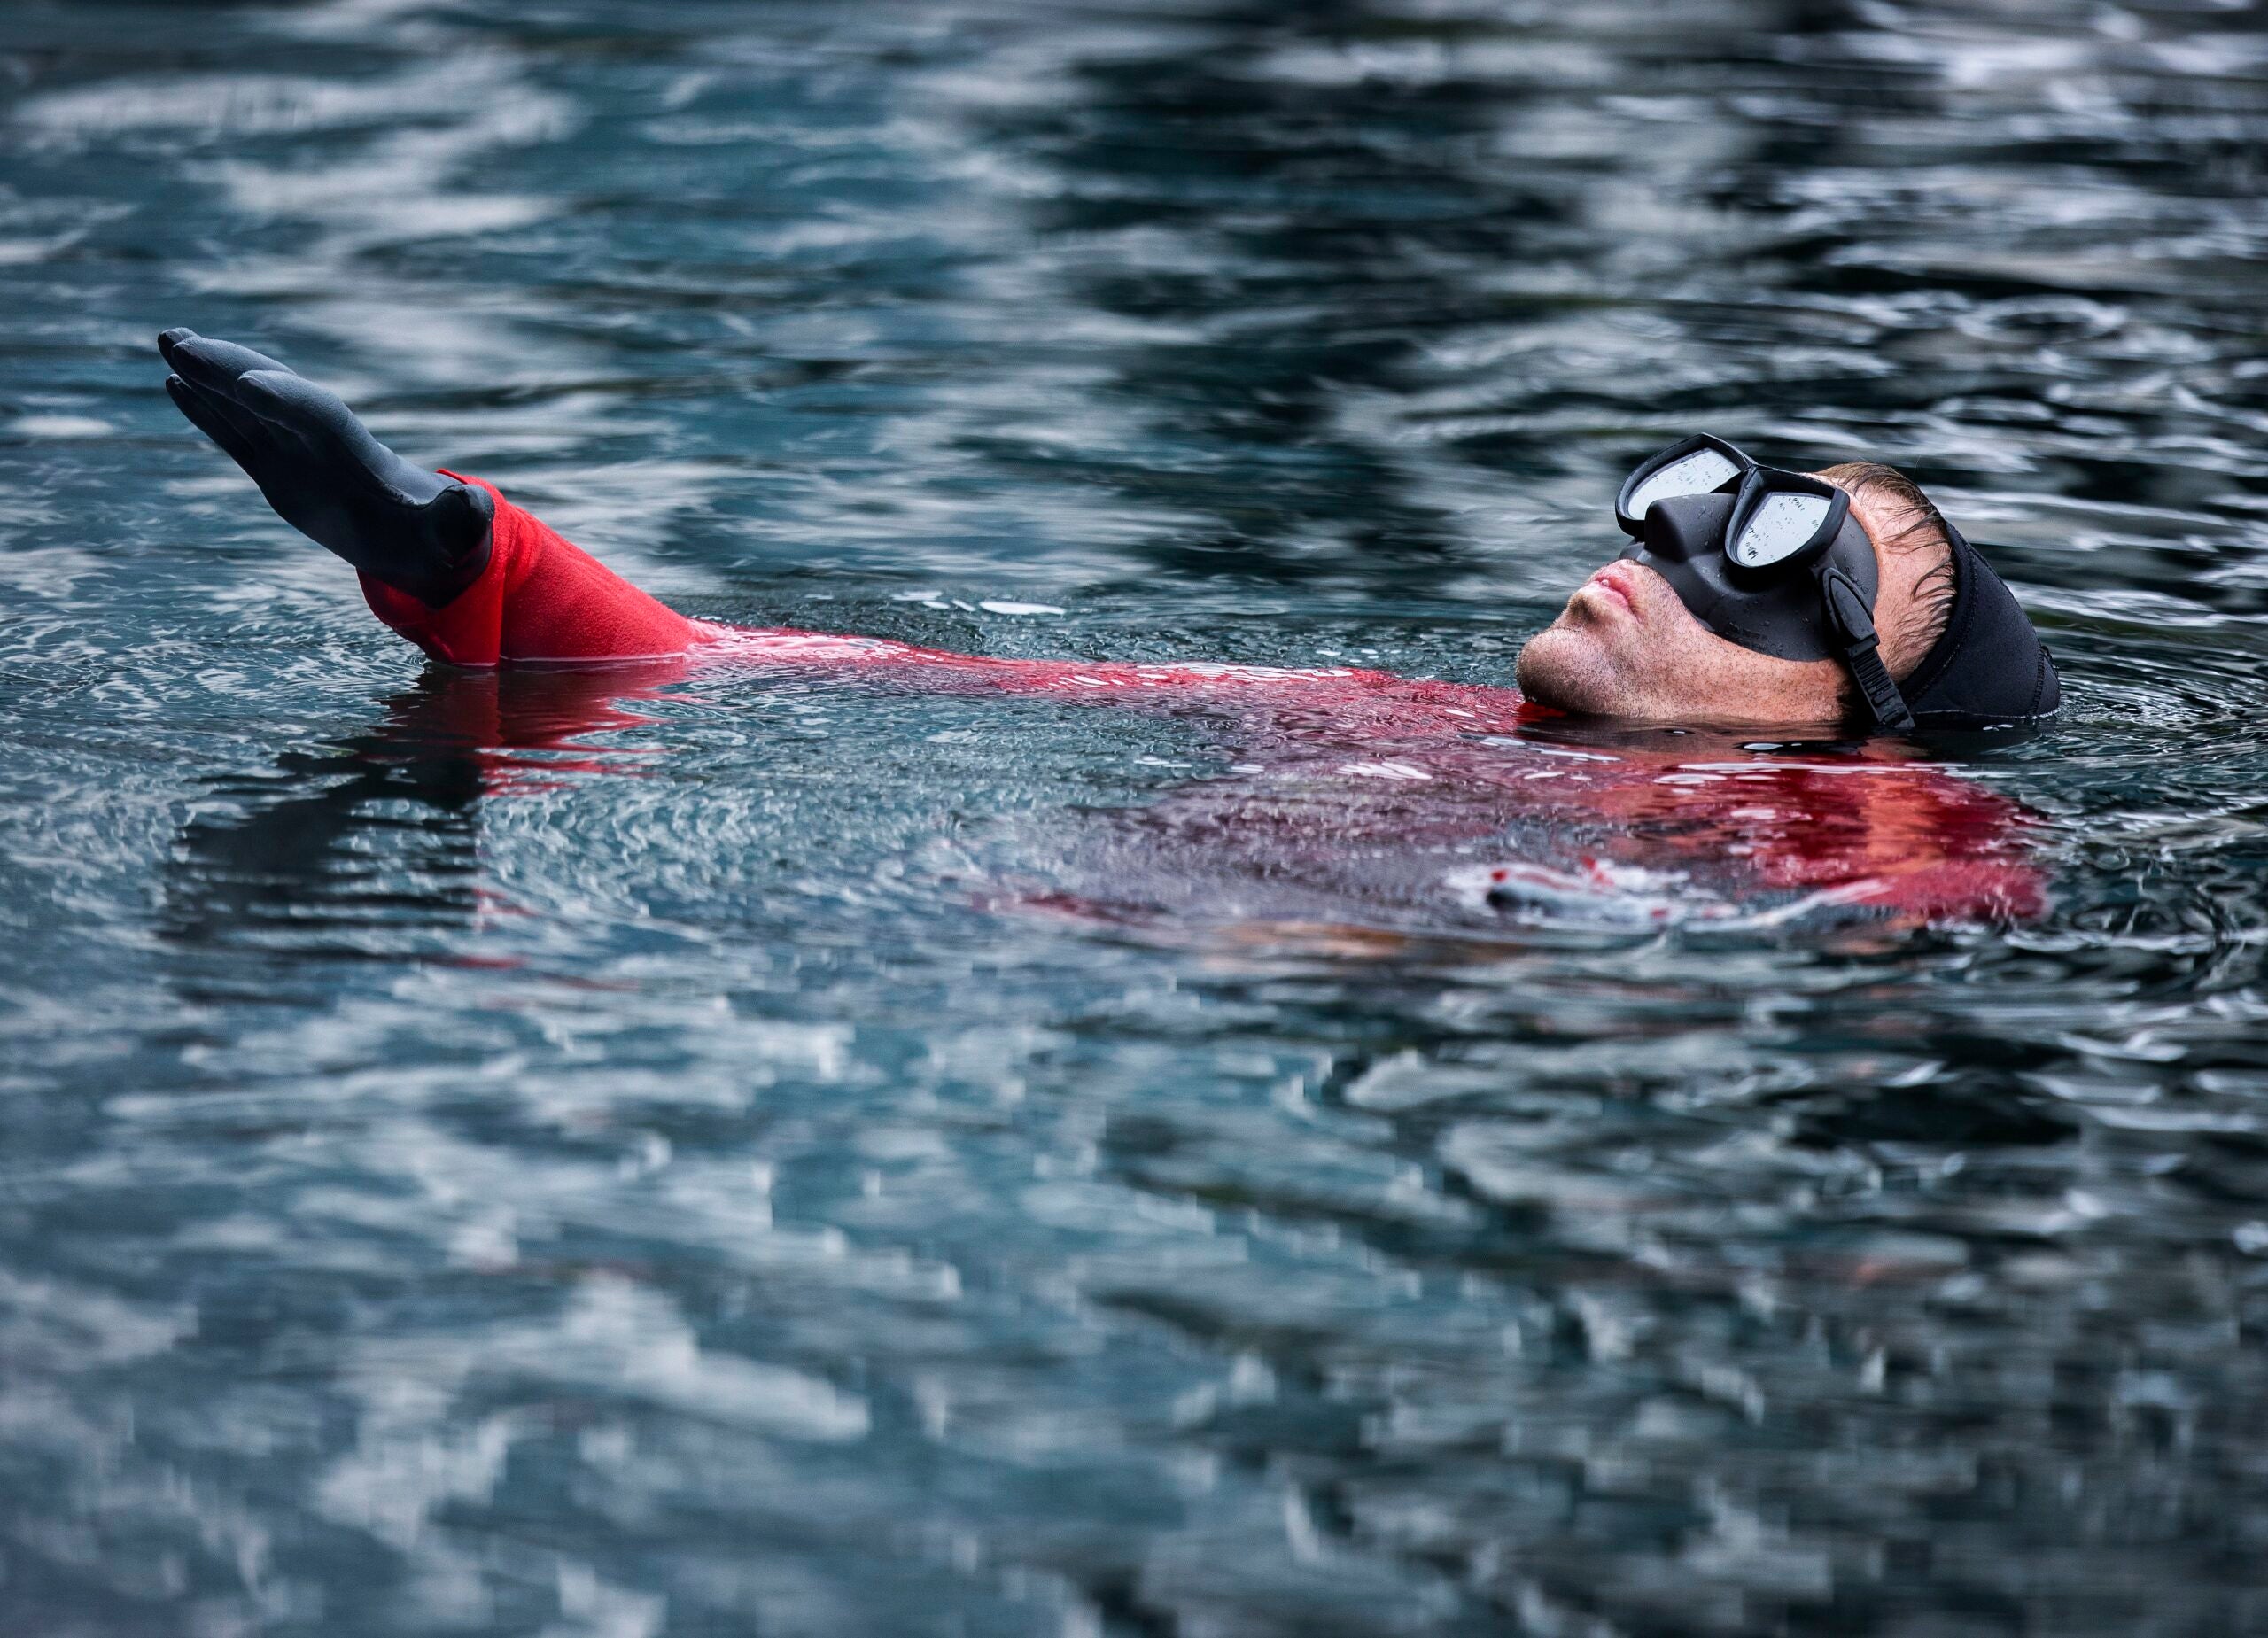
[162,666,682,997]
[5,0,2268,1633]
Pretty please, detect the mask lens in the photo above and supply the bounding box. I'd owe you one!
[1729,490,1832,568]
[1624,446,1743,520]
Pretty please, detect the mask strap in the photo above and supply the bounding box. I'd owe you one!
[1821,565,1915,732]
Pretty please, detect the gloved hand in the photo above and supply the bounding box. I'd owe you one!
[159,328,494,608]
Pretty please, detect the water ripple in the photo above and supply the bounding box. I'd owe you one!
[6,0,2268,1633]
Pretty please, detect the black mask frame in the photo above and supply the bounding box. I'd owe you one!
[1613,434,1916,732]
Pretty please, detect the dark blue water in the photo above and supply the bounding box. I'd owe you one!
[5,2,2268,1633]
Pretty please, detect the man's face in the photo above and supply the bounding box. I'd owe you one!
[1514,481,1933,726]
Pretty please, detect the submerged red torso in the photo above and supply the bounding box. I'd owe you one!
[355,477,2046,930]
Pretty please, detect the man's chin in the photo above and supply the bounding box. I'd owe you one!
[1514,625,1635,716]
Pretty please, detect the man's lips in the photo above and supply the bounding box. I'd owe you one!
[1580,563,1639,613]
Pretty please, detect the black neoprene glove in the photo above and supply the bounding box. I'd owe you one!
[159,328,494,608]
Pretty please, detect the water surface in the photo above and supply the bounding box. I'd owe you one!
[4,2,2268,1633]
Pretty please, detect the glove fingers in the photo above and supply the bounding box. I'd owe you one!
[159,331,299,404]
[236,368,433,502]
[235,367,367,445]
[180,371,275,448]
[166,374,265,474]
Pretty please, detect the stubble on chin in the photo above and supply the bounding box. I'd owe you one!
[1514,621,1629,715]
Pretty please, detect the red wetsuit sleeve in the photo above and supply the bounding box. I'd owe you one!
[346,475,1539,734]
[358,472,705,666]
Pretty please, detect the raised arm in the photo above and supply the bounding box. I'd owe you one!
[161,330,495,609]
[157,330,1535,727]
[160,330,702,665]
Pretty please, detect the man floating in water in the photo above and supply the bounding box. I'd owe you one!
[157,329,2060,928]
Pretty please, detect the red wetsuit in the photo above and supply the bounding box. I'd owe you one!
[357,476,2047,928]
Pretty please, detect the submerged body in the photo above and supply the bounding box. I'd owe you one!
[159,329,2047,931]
[348,476,2044,930]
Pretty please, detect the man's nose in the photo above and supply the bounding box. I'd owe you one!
[1630,493,1736,563]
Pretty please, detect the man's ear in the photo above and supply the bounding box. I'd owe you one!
[1826,478,1947,679]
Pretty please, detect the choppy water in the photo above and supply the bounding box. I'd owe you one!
[5,2,2268,1633]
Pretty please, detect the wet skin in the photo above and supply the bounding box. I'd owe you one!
[1513,485,1945,726]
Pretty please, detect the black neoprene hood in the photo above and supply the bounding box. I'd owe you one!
[1899,520,2061,727]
